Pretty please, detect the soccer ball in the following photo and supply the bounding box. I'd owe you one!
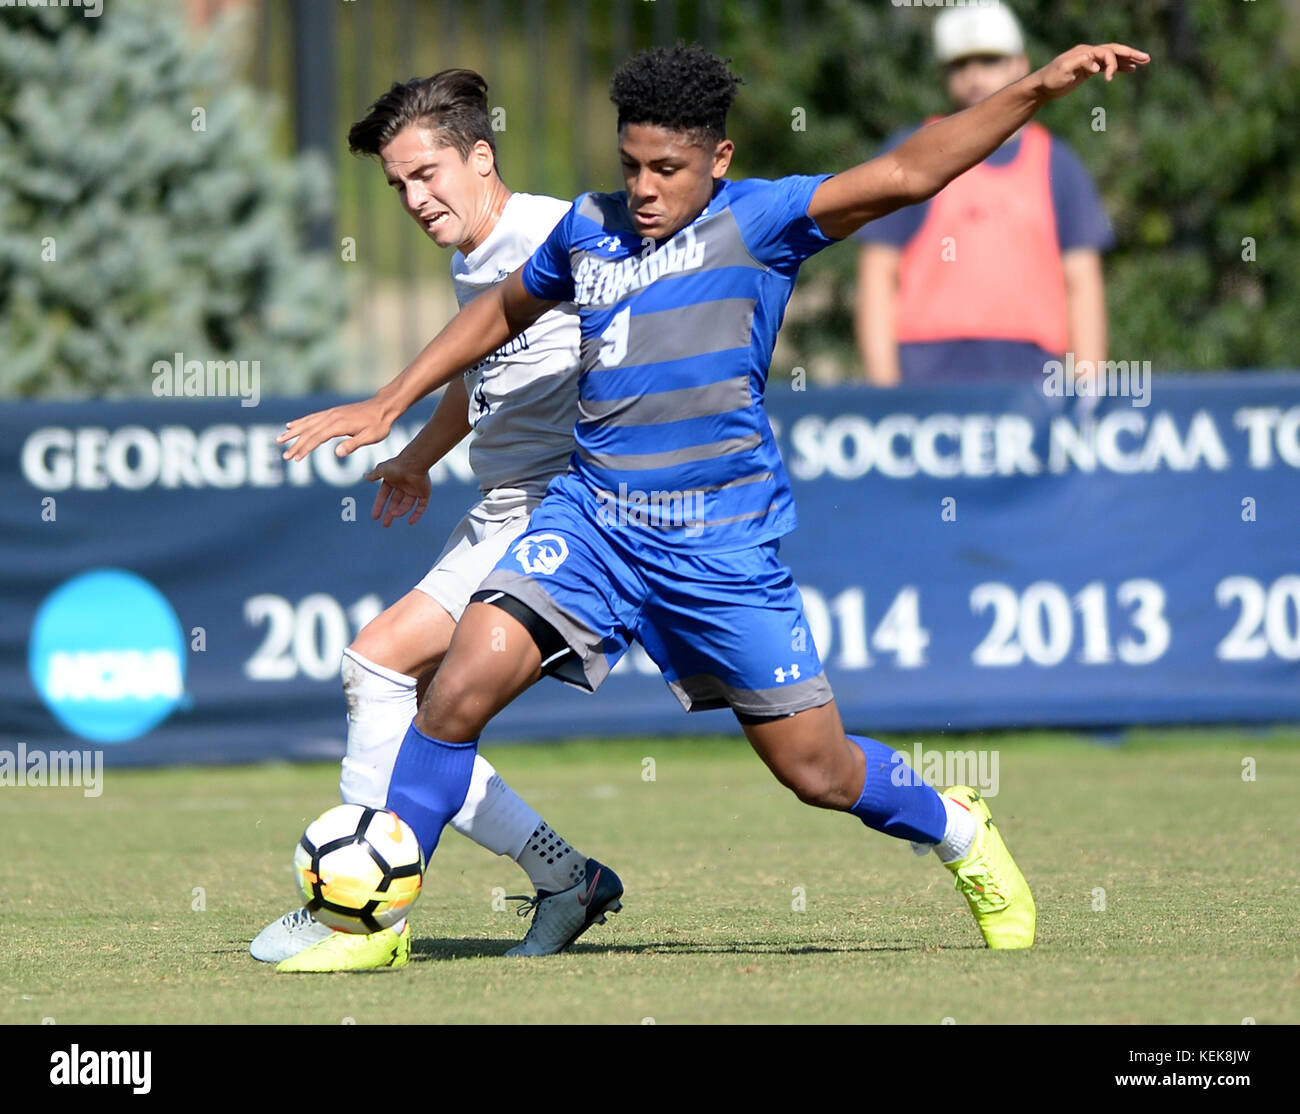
[293,804,424,934]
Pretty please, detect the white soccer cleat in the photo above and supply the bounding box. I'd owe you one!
[249,907,335,963]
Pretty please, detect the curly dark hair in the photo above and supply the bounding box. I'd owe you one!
[348,69,496,162]
[609,43,743,145]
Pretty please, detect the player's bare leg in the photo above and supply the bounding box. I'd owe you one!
[741,700,1035,948]
[351,588,457,677]
[740,700,864,810]
[413,600,546,740]
[349,599,606,935]
[394,600,623,955]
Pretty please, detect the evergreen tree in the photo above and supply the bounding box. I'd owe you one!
[0,1,344,398]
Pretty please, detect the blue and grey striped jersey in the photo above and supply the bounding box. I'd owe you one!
[520,174,837,552]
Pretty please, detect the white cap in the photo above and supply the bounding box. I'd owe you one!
[933,4,1025,65]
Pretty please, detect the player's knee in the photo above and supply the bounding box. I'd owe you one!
[345,609,417,673]
[346,626,389,672]
[788,770,839,808]
[342,635,445,700]
[415,662,490,741]
[780,755,854,809]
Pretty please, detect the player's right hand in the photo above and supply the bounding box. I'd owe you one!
[1034,43,1149,101]
[277,397,396,462]
[366,456,432,528]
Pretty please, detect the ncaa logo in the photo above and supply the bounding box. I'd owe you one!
[512,533,569,576]
[28,568,186,743]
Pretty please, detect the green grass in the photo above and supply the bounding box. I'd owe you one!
[3,730,1298,1025]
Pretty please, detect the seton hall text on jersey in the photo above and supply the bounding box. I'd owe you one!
[573,225,707,305]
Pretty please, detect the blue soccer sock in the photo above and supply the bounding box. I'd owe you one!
[384,721,479,863]
[846,734,947,845]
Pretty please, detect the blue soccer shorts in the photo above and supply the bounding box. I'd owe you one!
[475,482,833,717]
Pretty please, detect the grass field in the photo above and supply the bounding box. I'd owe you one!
[3,729,1298,1025]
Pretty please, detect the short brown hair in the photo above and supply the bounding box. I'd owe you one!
[348,68,496,162]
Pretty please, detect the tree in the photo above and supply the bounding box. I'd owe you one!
[0,0,344,398]
[722,0,1300,376]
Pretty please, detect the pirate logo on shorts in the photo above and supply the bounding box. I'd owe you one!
[513,533,569,576]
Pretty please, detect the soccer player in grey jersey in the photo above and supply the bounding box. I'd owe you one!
[254,71,621,972]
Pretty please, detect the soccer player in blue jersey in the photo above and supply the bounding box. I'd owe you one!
[282,40,1148,955]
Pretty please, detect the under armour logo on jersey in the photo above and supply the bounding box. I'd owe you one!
[595,234,622,254]
[773,664,802,683]
[513,533,570,576]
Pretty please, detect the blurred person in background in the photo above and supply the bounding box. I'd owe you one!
[853,3,1114,388]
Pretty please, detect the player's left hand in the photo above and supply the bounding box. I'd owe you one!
[366,456,432,528]
[1035,43,1149,101]
[277,397,396,462]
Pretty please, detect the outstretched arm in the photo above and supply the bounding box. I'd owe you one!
[809,43,1149,240]
[278,269,557,461]
[364,376,474,528]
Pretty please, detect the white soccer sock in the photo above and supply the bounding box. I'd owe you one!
[338,649,418,808]
[933,794,979,863]
[514,821,588,894]
[448,755,543,859]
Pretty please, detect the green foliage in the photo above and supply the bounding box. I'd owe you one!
[721,0,1300,375]
[0,2,344,398]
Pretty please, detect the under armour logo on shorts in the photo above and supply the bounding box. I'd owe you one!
[513,533,570,576]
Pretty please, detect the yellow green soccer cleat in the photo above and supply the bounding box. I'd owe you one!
[275,921,410,973]
[942,786,1036,949]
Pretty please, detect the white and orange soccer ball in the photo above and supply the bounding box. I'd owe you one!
[293,804,424,934]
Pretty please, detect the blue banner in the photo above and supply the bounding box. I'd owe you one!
[3,374,1298,766]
